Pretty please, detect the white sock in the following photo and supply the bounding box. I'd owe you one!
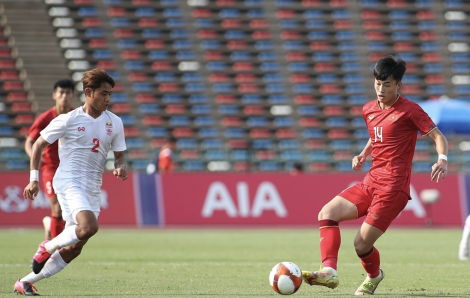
[42,251,68,278]
[45,225,80,252]
[20,271,46,284]
[461,215,470,247]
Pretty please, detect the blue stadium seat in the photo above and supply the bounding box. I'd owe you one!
[202,139,224,149]
[258,161,280,171]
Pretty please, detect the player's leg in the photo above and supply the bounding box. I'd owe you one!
[459,214,470,261]
[354,190,408,295]
[303,184,370,289]
[15,239,90,296]
[32,210,98,274]
[43,170,65,239]
[49,193,65,238]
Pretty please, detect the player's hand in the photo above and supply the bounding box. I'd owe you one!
[23,181,39,200]
[352,155,366,171]
[113,167,128,180]
[431,160,447,183]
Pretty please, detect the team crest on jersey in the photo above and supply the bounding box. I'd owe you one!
[388,113,399,122]
[106,122,113,136]
[368,114,375,121]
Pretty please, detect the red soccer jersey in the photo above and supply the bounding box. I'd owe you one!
[361,95,436,196]
[27,107,72,171]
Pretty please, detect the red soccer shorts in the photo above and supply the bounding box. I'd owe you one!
[338,183,409,232]
[41,168,56,199]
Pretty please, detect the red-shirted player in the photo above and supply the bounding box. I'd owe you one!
[302,56,448,295]
[158,137,176,174]
[24,79,75,240]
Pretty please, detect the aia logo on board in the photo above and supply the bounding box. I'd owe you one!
[78,127,85,131]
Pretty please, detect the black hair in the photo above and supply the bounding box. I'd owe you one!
[82,68,115,90]
[373,55,406,82]
[53,79,75,92]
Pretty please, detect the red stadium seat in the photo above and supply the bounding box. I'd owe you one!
[235,74,256,83]
[150,139,166,149]
[114,29,133,38]
[7,92,27,102]
[334,20,353,29]
[333,151,353,161]
[97,61,116,69]
[327,129,350,139]
[165,105,186,114]
[15,114,34,124]
[221,117,242,127]
[227,139,248,148]
[252,31,271,40]
[221,19,241,28]
[136,94,156,103]
[0,60,16,69]
[203,51,223,61]
[3,81,24,91]
[276,129,296,139]
[362,21,384,30]
[233,162,250,172]
[89,39,108,48]
[179,150,200,160]
[191,9,212,18]
[152,62,172,71]
[121,50,141,60]
[158,83,178,92]
[387,0,406,7]
[142,116,163,126]
[305,140,325,149]
[82,18,101,27]
[290,74,310,83]
[349,106,363,116]
[323,106,345,116]
[0,49,11,58]
[276,10,295,19]
[238,84,259,93]
[319,84,340,94]
[227,41,247,50]
[299,117,320,127]
[285,52,306,61]
[124,127,140,137]
[128,73,148,82]
[111,104,132,114]
[249,129,270,139]
[243,106,264,115]
[11,103,31,112]
[294,95,315,104]
[360,11,381,19]
[302,0,321,6]
[128,149,148,160]
[138,19,158,28]
[365,32,385,41]
[145,40,165,49]
[425,75,445,85]
[209,73,229,82]
[198,30,217,39]
[0,71,19,80]
[422,53,442,62]
[172,128,194,138]
[107,8,126,17]
[256,150,275,160]
[249,19,269,29]
[215,95,236,104]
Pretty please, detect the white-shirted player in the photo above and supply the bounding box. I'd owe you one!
[15,68,128,296]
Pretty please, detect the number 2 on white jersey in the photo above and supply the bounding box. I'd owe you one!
[92,138,100,153]
[374,127,383,142]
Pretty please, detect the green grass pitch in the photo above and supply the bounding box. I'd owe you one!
[1,227,470,297]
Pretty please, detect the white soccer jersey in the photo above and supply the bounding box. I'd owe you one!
[40,107,127,195]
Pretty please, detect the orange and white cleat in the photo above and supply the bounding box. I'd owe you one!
[13,279,39,296]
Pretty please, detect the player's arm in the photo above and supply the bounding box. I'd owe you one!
[23,136,51,200]
[24,136,35,158]
[352,138,372,171]
[427,128,448,183]
[113,151,128,180]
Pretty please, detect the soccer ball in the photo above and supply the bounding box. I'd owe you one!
[269,262,303,295]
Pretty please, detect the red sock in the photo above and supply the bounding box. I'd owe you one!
[50,216,65,238]
[358,247,380,278]
[319,220,341,270]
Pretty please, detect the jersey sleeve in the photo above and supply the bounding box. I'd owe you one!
[112,117,127,152]
[28,114,47,140]
[409,103,437,136]
[40,114,67,144]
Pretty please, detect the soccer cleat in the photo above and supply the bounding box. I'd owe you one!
[42,216,51,240]
[354,269,384,295]
[31,240,51,274]
[459,243,469,261]
[302,267,339,289]
[13,279,39,296]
